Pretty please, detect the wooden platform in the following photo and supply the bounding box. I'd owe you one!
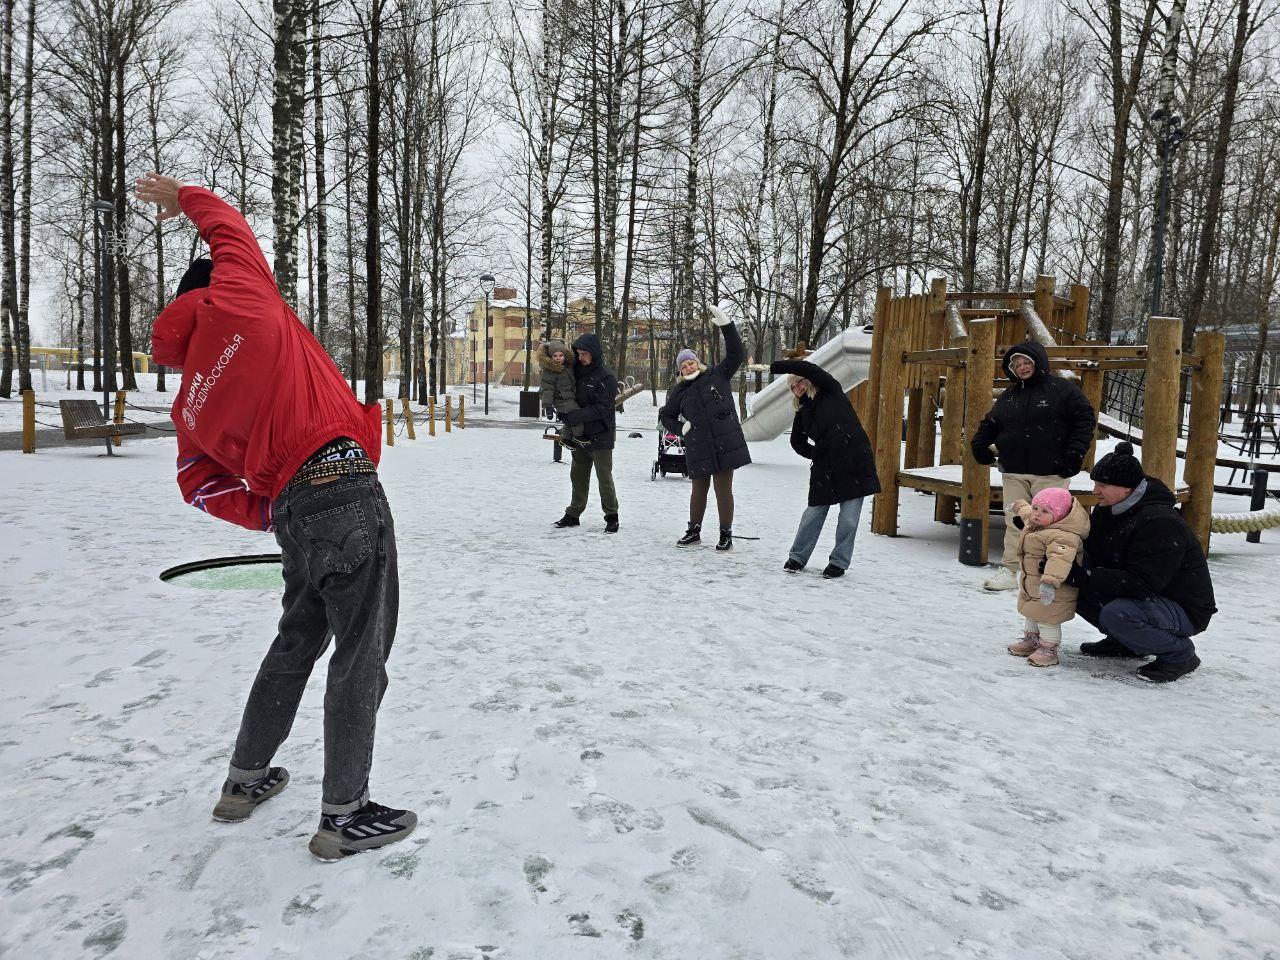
[898,464,1190,508]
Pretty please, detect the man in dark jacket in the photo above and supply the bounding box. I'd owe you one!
[553,332,620,532]
[1073,442,1216,683]
[971,341,1096,591]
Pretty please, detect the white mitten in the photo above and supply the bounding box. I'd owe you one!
[708,302,734,327]
[682,420,692,436]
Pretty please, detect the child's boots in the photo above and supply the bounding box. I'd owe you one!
[1028,640,1060,667]
[1008,634,1040,657]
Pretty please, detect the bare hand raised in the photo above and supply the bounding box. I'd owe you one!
[134,172,186,221]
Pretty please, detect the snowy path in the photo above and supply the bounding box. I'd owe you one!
[1,425,1278,959]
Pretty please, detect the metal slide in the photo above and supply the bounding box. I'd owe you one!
[740,327,875,442]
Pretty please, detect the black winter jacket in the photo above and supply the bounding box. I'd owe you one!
[970,341,1096,477]
[562,333,616,451]
[659,323,752,479]
[1079,477,1217,633]
[770,359,881,507]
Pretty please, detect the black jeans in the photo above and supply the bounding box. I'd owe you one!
[227,473,398,814]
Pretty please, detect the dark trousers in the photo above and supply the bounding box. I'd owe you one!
[227,473,398,815]
[568,447,619,517]
[1078,592,1197,664]
[690,471,734,527]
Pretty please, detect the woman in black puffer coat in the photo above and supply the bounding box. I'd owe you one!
[659,303,751,551]
[769,359,880,579]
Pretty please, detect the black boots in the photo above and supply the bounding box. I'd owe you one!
[1137,655,1201,683]
[821,564,845,579]
[783,558,804,572]
[677,523,701,546]
[553,514,580,528]
[604,513,620,533]
[716,528,732,551]
[1079,636,1139,658]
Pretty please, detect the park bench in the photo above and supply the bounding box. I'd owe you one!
[58,399,146,441]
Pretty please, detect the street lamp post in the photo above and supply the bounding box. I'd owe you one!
[1148,108,1185,318]
[93,200,115,457]
[479,273,496,416]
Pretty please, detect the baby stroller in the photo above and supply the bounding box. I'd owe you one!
[651,427,688,480]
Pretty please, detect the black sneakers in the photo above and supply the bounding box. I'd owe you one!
[1079,636,1140,658]
[716,528,732,551]
[553,514,580,528]
[821,564,845,579]
[309,801,418,861]
[677,523,701,546]
[783,558,804,572]
[1137,655,1201,684]
[212,767,290,822]
[604,514,620,533]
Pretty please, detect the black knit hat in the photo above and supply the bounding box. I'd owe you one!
[176,257,213,297]
[1090,441,1145,488]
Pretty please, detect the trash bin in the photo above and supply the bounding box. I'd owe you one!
[519,390,541,418]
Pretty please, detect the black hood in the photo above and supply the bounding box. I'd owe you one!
[1001,341,1050,382]
[572,332,605,365]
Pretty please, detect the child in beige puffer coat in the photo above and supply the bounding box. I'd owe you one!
[1007,486,1091,667]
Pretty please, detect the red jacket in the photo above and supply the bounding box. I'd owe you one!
[152,187,382,531]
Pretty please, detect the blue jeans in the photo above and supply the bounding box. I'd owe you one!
[1082,595,1197,664]
[788,498,864,570]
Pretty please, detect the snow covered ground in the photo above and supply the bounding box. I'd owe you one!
[2,426,1278,960]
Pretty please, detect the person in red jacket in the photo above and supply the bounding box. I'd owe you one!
[136,173,416,860]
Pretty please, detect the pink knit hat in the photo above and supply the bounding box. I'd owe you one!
[1032,487,1074,523]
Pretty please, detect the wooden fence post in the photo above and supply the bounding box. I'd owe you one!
[444,395,452,433]
[428,395,436,437]
[402,398,416,440]
[1068,283,1090,342]
[960,319,996,565]
[1143,316,1183,490]
[871,294,909,536]
[1182,330,1225,554]
[21,389,35,454]
[1033,275,1055,335]
[112,390,126,447]
[1080,368,1104,469]
[385,399,395,447]
[459,395,466,429]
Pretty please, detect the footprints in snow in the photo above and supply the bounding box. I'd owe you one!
[523,855,645,942]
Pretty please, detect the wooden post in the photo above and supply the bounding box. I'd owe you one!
[459,395,466,428]
[1080,368,1103,469]
[444,395,452,432]
[904,389,923,469]
[428,395,436,437]
[1069,283,1090,342]
[401,398,416,440]
[937,291,965,523]
[871,295,909,536]
[863,285,890,453]
[1182,330,1225,554]
[385,399,395,447]
[21,389,35,454]
[112,390,126,447]
[1143,316,1182,490]
[960,319,997,565]
[916,277,947,469]
[1033,275,1055,337]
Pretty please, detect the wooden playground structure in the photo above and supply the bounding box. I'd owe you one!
[861,275,1227,563]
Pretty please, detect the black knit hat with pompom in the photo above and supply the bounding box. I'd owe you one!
[1089,441,1145,488]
